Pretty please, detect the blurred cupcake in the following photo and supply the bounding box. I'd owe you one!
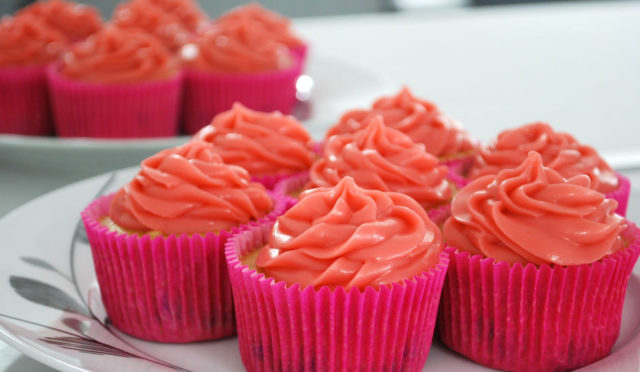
[226,177,449,371]
[143,0,208,33]
[47,26,182,138]
[326,87,478,173]
[181,19,301,134]
[0,14,66,135]
[216,3,308,66]
[17,0,102,43]
[468,122,630,216]
[81,140,291,342]
[310,116,462,223]
[194,103,316,189]
[439,151,640,371]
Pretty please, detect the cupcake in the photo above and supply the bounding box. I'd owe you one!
[310,116,461,224]
[325,86,478,173]
[0,14,66,135]
[468,122,630,216]
[226,177,450,371]
[193,102,316,189]
[439,151,640,371]
[142,0,207,33]
[47,26,183,138]
[180,19,301,134]
[81,140,291,342]
[216,3,308,66]
[17,0,102,43]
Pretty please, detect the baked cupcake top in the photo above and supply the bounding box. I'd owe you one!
[469,122,618,193]
[181,19,292,73]
[60,25,178,83]
[112,0,191,52]
[444,151,625,266]
[194,103,315,176]
[0,14,67,67]
[310,116,452,209]
[217,3,304,49]
[256,177,444,290]
[326,87,478,158]
[109,140,273,235]
[17,0,102,42]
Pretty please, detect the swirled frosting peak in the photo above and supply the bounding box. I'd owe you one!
[109,140,273,235]
[469,122,618,193]
[0,14,67,67]
[326,87,477,158]
[444,151,625,266]
[144,0,207,32]
[310,116,452,209]
[194,103,315,175]
[60,26,178,83]
[17,0,102,42]
[181,19,292,73]
[256,177,444,290]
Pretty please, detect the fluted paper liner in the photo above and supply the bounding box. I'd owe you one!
[81,192,292,343]
[47,65,182,138]
[442,154,474,177]
[0,65,52,135]
[272,171,310,199]
[225,222,451,372]
[438,222,640,372]
[607,172,630,217]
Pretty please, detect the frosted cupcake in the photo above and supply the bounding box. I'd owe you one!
[226,177,450,371]
[326,87,478,173]
[193,103,316,189]
[0,14,66,135]
[181,19,301,134]
[81,140,291,342]
[468,122,630,216]
[47,26,182,138]
[17,0,102,42]
[439,151,640,371]
[141,0,207,33]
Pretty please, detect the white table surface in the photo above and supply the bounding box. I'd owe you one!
[1,1,640,370]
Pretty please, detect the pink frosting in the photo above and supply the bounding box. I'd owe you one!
[326,87,477,158]
[444,151,625,266]
[310,116,452,209]
[17,0,102,42]
[469,122,618,193]
[256,177,444,290]
[0,14,67,67]
[109,140,273,234]
[194,103,315,176]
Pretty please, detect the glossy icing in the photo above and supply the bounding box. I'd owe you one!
[0,14,67,67]
[17,0,101,42]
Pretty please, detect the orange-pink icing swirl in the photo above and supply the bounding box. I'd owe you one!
[181,19,292,73]
[17,0,102,42]
[310,116,452,209]
[256,177,444,290]
[194,103,315,176]
[217,3,304,48]
[0,14,67,67]
[109,140,273,235]
[143,0,207,32]
[60,26,178,83]
[444,151,625,266]
[469,122,618,193]
[326,87,477,158]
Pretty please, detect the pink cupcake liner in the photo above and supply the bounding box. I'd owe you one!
[447,169,470,190]
[427,204,451,227]
[182,62,303,134]
[442,155,475,177]
[437,222,640,372]
[272,171,310,199]
[81,191,291,343]
[251,170,309,191]
[225,222,451,372]
[607,172,630,217]
[311,140,324,156]
[0,65,53,135]
[290,44,309,69]
[47,65,182,138]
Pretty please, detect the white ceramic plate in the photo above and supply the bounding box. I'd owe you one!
[0,54,395,175]
[0,168,639,372]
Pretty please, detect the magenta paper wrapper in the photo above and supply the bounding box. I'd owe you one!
[225,222,451,372]
[272,171,310,199]
[606,172,630,217]
[290,44,309,69]
[0,65,52,135]
[47,65,182,138]
[182,62,302,134]
[81,192,291,343]
[438,222,640,372]
[427,205,451,227]
[251,170,309,191]
[442,155,474,177]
